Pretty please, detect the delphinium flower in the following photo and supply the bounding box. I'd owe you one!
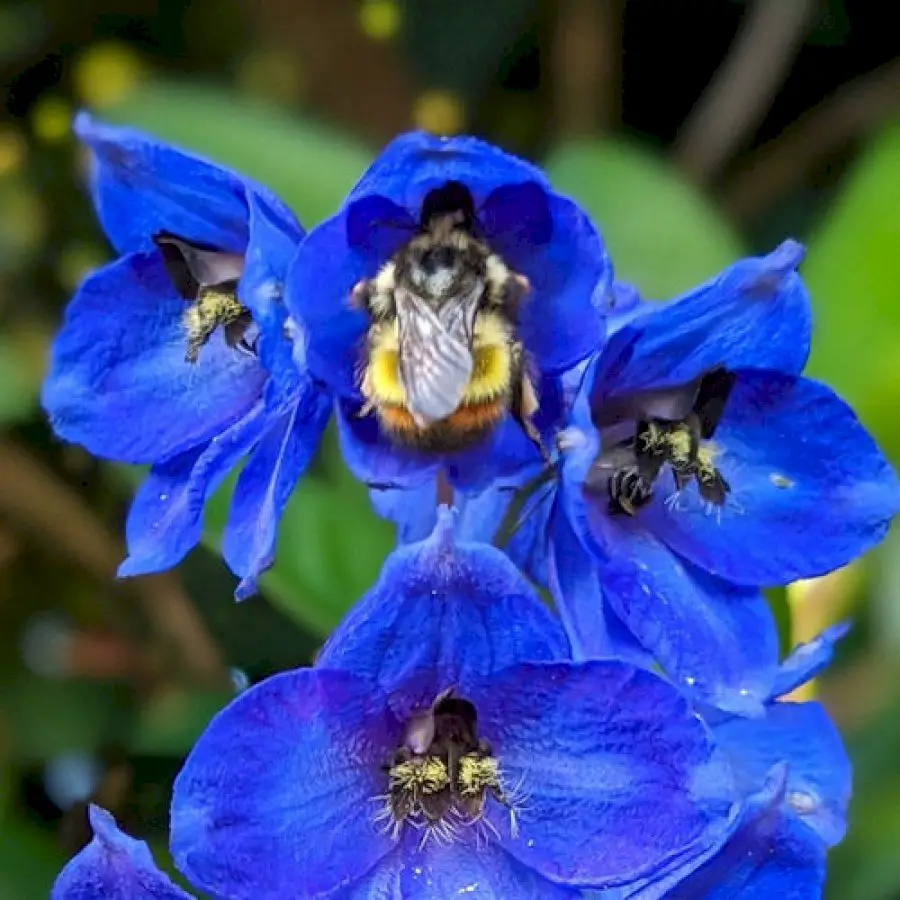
[161,511,736,900]
[285,130,611,498]
[42,115,331,598]
[608,625,851,900]
[542,240,900,713]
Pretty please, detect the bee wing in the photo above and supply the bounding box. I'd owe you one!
[395,286,479,425]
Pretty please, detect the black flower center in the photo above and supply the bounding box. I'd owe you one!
[155,232,255,364]
[586,367,736,516]
[379,688,516,843]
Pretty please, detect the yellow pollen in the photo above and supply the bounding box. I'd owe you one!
[457,754,502,796]
[389,757,450,795]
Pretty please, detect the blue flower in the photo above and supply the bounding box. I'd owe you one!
[42,114,331,598]
[52,805,194,900]
[286,131,610,494]
[641,626,851,899]
[550,240,899,712]
[169,511,736,898]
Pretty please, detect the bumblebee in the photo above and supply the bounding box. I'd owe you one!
[154,232,254,364]
[351,184,541,453]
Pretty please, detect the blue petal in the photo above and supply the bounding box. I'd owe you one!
[52,805,195,900]
[641,371,900,585]
[171,668,397,899]
[42,252,267,465]
[118,403,270,577]
[593,515,778,714]
[370,482,440,544]
[463,661,736,889]
[771,623,851,700]
[593,240,811,404]
[349,131,551,211]
[338,836,579,899]
[548,506,654,667]
[713,702,851,847]
[223,387,331,599]
[660,772,826,900]
[317,507,569,714]
[485,192,609,374]
[74,112,301,256]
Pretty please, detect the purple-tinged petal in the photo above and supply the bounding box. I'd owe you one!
[713,702,851,847]
[338,835,579,899]
[52,805,195,900]
[595,516,778,715]
[171,668,397,900]
[223,387,331,599]
[317,507,569,714]
[74,112,300,257]
[118,403,269,577]
[463,662,736,889]
[641,371,900,586]
[771,623,851,700]
[42,253,266,465]
[593,240,811,405]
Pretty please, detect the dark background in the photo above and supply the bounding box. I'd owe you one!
[2,1,900,896]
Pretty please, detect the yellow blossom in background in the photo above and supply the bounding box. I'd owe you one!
[74,42,145,110]
[413,90,466,136]
[359,0,401,42]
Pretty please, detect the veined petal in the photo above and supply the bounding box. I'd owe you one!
[223,386,331,599]
[464,662,736,888]
[42,253,266,464]
[317,507,569,714]
[592,240,811,405]
[594,515,778,715]
[52,805,195,900]
[118,403,269,577]
[713,702,851,847]
[171,668,397,900]
[641,371,900,585]
[74,112,301,257]
[338,836,579,899]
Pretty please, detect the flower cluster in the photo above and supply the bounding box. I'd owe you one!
[46,115,897,899]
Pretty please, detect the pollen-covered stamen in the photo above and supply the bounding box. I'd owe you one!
[154,232,255,364]
[588,366,736,516]
[381,689,518,841]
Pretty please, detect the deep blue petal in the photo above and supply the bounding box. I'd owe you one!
[337,401,441,488]
[713,702,851,847]
[118,403,269,577]
[223,387,331,599]
[74,112,301,256]
[771,623,851,700]
[661,772,826,900]
[593,240,811,404]
[486,193,609,374]
[42,252,266,464]
[548,505,654,667]
[317,507,569,716]
[348,131,550,211]
[52,805,195,900]
[642,371,900,585]
[171,668,397,900]
[339,836,579,899]
[462,661,736,889]
[593,515,778,714]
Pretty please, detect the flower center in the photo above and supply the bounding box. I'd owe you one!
[379,688,517,844]
[587,367,736,516]
[154,233,255,364]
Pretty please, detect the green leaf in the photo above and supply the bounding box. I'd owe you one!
[803,122,900,460]
[544,139,744,298]
[130,687,234,756]
[0,817,63,899]
[0,332,40,425]
[104,79,373,226]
